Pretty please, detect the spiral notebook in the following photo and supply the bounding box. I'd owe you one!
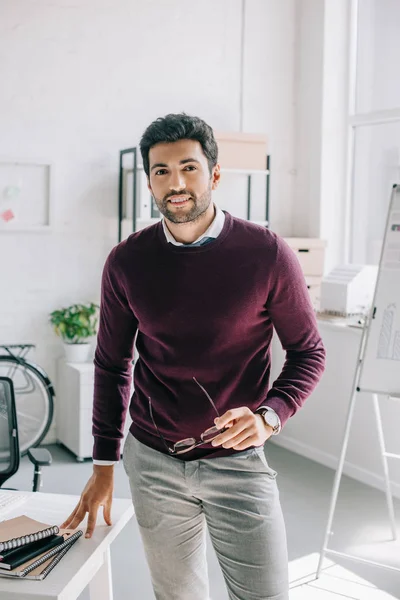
[0,516,59,555]
[0,516,82,580]
[0,530,83,580]
[0,534,64,569]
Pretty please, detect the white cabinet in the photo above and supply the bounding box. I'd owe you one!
[56,360,131,462]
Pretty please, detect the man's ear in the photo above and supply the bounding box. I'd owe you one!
[211,164,221,191]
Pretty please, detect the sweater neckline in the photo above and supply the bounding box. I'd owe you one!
[157,211,232,253]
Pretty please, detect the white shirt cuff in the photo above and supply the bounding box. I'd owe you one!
[93,459,118,466]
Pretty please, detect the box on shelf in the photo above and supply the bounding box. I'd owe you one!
[320,264,378,316]
[214,132,268,171]
[284,238,326,276]
[284,238,327,310]
[305,275,323,310]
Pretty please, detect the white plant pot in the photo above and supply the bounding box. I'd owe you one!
[63,343,91,363]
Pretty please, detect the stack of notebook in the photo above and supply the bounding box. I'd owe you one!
[0,515,82,580]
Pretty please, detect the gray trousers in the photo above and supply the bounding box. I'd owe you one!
[123,433,289,600]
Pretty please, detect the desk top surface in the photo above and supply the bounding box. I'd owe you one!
[316,314,364,333]
[0,491,134,600]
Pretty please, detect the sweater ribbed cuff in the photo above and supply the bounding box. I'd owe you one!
[263,396,292,429]
[93,436,121,462]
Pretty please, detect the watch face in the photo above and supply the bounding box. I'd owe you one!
[264,410,279,429]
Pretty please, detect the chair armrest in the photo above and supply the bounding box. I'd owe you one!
[27,448,52,467]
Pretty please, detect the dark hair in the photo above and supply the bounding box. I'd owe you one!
[139,113,218,177]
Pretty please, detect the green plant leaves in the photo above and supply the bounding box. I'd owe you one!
[49,302,99,344]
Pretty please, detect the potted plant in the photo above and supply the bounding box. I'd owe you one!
[49,302,99,363]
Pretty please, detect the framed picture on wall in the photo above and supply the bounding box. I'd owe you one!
[0,160,54,232]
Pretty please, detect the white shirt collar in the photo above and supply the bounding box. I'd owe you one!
[162,204,225,246]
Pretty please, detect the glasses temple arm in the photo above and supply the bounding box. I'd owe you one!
[148,397,173,454]
[192,377,221,418]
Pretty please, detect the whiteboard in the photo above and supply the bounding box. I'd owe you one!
[358,184,400,395]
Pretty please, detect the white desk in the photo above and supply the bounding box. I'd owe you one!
[0,492,134,600]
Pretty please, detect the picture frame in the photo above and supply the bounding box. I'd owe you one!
[0,159,54,232]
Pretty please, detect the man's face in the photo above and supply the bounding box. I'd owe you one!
[147,139,220,224]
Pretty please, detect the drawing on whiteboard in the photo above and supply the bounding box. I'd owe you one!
[377,303,400,360]
[394,331,400,360]
[383,243,400,269]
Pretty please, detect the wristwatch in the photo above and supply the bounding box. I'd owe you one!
[257,407,281,435]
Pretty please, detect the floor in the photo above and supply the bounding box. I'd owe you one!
[6,442,400,599]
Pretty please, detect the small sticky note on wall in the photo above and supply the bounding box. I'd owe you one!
[1,209,15,222]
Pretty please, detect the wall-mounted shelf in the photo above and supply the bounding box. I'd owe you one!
[118,147,271,242]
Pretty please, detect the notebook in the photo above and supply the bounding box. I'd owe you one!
[0,516,59,555]
[0,530,83,580]
[0,515,82,580]
[0,534,64,570]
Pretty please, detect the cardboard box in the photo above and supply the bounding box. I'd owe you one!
[214,132,268,170]
[284,238,326,277]
[305,275,322,311]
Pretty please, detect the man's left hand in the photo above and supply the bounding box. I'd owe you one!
[211,407,274,450]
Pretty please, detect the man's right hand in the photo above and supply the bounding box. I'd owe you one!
[60,465,114,538]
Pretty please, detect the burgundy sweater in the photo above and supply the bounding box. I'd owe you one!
[92,212,325,461]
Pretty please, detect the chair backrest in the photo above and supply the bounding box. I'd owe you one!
[0,377,20,488]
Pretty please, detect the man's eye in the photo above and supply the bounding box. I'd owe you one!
[155,169,167,176]
[184,166,196,171]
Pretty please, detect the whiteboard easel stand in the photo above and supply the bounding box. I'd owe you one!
[317,185,400,577]
[316,325,399,576]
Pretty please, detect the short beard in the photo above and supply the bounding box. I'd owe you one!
[154,182,213,224]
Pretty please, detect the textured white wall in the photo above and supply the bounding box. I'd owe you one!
[243,0,296,234]
[293,0,324,239]
[293,0,350,273]
[0,0,297,443]
[319,0,350,273]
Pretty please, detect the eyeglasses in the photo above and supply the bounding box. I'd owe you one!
[148,377,228,455]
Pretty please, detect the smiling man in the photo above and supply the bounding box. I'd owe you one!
[62,113,326,600]
[149,139,214,229]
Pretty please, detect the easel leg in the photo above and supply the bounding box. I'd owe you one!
[372,393,397,540]
[316,388,358,579]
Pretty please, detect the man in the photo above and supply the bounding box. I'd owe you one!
[62,113,326,600]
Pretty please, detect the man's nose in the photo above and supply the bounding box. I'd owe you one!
[169,170,185,191]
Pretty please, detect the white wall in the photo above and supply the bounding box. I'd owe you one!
[293,0,324,239]
[319,0,350,273]
[243,0,296,234]
[0,0,297,443]
[351,0,400,265]
[293,0,350,273]
[356,0,400,113]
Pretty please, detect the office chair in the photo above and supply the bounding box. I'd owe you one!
[0,377,52,492]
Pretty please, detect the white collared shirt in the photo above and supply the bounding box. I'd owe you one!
[162,204,225,246]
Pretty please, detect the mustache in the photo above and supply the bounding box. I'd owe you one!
[163,190,195,202]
